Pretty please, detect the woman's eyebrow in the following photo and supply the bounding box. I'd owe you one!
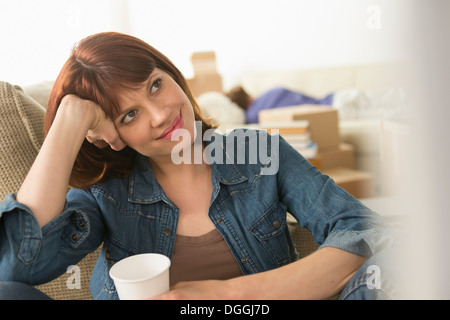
[115,96,139,121]
[115,73,160,119]
[117,106,134,118]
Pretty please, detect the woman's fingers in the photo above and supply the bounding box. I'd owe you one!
[103,128,127,151]
[86,106,126,151]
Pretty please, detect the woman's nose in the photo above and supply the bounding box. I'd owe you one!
[147,103,170,128]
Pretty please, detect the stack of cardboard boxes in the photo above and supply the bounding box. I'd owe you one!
[259,120,319,161]
[186,51,375,198]
[186,51,223,97]
[259,105,375,199]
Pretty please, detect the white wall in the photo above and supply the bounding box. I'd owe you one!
[128,0,411,89]
[0,0,118,85]
[1,0,411,89]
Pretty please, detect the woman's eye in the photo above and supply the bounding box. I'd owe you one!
[122,110,137,124]
[150,78,162,94]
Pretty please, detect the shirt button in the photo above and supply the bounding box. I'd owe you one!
[241,257,247,263]
[164,228,172,236]
[217,217,223,223]
[71,234,78,241]
[272,220,281,229]
[79,221,85,228]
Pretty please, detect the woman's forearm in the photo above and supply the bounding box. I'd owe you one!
[227,247,367,300]
[16,96,96,228]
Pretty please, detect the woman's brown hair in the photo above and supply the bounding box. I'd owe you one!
[45,32,214,189]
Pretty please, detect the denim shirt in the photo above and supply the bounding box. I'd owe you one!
[0,130,395,299]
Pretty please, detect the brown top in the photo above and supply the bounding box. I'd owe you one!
[169,229,243,287]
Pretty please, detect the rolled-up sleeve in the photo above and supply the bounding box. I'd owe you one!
[0,189,104,285]
[276,136,400,258]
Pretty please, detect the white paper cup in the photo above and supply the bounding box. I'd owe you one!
[109,253,171,300]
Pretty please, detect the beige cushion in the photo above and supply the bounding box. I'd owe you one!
[22,80,54,108]
[0,81,99,300]
[0,81,45,200]
[287,213,319,259]
[35,248,100,300]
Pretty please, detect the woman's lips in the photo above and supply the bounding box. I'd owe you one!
[157,112,183,140]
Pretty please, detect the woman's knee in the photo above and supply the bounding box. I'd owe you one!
[0,281,52,300]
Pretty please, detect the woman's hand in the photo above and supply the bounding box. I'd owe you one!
[60,94,126,151]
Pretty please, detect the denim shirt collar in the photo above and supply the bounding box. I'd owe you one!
[127,154,162,204]
[127,143,248,205]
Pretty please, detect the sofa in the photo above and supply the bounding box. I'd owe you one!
[0,80,319,300]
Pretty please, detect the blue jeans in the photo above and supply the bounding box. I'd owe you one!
[0,281,52,300]
[0,248,401,300]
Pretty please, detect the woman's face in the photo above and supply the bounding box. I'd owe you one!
[114,68,196,160]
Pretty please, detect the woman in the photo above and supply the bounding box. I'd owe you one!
[0,32,398,300]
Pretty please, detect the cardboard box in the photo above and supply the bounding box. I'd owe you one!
[261,121,318,159]
[316,143,355,169]
[260,120,310,136]
[187,51,223,96]
[258,105,340,151]
[190,51,218,75]
[186,73,223,97]
[308,157,321,170]
[322,167,375,199]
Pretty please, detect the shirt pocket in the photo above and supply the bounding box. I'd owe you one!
[248,201,291,266]
[103,238,138,295]
[61,211,90,251]
[104,237,137,266]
